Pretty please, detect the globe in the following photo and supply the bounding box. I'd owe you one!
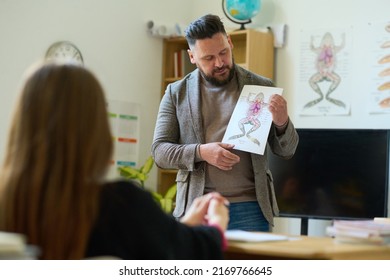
[222,0,262,30]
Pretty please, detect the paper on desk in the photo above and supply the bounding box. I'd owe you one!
[226,230,288,242]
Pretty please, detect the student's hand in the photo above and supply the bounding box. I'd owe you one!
[180,192,229,227]
[207,197,229,231]
[199,143,240,171]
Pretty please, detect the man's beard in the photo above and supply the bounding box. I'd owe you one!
[199,63,236,87]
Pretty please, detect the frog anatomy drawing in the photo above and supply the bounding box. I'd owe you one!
[304,32,346,109]
[228,92,266,146]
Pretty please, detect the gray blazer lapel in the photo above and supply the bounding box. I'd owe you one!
[186,70,205,143]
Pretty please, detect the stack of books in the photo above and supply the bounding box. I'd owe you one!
[326,218,390,245]
[0,231,39,259]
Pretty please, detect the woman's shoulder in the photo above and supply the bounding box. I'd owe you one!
[100,179,153,206]
[98,179,171,229]
[102,179,141,191]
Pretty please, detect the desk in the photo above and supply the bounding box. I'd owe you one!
[225,234,390,260]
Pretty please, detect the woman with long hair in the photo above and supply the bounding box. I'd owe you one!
[0,62,228,259]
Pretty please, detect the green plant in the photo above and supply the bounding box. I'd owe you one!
[118,156,176,213]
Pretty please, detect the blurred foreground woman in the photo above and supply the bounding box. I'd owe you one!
[0,62,228,259]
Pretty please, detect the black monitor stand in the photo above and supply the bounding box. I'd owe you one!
[301,217,309,235]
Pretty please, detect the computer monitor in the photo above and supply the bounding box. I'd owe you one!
[269,128,389,221]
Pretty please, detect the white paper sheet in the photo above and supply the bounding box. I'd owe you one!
[222,85,283,155]
[226,230,289,242]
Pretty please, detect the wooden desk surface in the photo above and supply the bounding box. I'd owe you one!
[225,233,390,260]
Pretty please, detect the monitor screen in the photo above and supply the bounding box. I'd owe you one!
[269,129,389,220]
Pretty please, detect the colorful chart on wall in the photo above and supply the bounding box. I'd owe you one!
[107,99,140,178]
[362,21,390,114]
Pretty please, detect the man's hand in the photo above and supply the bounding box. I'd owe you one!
[268,94,289,127]
[199,142,240,170]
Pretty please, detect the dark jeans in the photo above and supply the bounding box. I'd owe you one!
[227,201,270,232]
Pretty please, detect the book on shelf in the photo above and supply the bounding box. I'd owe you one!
[173,50,196,78]
[180,49,196,76]
[173,51,179,78]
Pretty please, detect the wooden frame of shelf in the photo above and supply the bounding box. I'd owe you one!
[157,169,178,195]
[230,29,274,79]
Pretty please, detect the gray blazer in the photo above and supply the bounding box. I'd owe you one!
[152,65,299,226]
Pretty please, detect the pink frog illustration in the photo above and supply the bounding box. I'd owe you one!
[228,92,266,146]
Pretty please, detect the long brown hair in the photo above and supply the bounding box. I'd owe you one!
[0,62,113,259]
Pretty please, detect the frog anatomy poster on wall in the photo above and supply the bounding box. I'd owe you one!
[222,85,283,155]
[298,27,352,116]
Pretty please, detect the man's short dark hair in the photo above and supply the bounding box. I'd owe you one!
[184,14,227,47]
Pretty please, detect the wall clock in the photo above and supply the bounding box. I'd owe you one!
[45,41,84,65]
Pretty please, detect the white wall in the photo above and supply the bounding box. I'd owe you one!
[0,0,193,190]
